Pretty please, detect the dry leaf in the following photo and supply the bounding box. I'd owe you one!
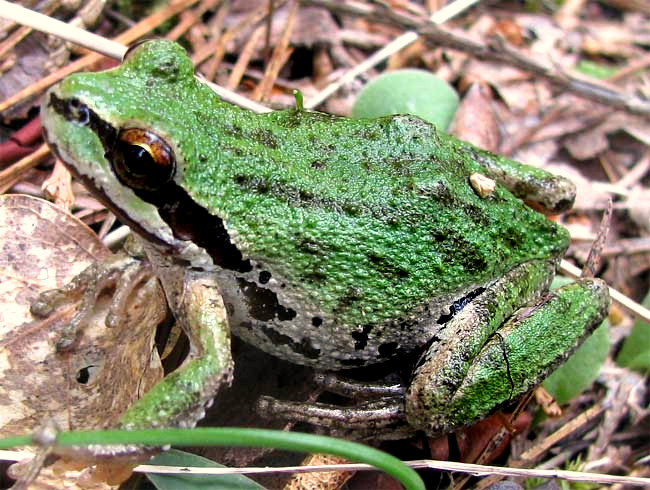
[0,195,167,486]
[451,82,500,152]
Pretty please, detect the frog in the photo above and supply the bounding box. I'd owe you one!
[37,39,610,438]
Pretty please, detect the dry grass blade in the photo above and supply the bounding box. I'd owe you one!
[560,259,650,322]
[0,144,49,194]
[251,0,299,101]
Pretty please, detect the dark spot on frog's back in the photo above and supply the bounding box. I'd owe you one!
[258,270,272,284]
[155,58,180,78]
[463,202,491,228]
[430,230,487,274]
[356,126,382,140]
[351,324,373,350]
[416,180,453,201]
[237,278,297,322]
[378,342,398,358]
[368,253,409,279]
[296,236,334,256]
[223,123,243,138]
[335,286,363,312]
[250,128,279,149]
[340,358,366,367]
[234,174,270,194]
[503,226,526,249]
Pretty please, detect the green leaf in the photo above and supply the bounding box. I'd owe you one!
[543,321,609,405]
[146,449,264,490]
[352,69,459,130]
[575,60,618,80]
[616,292,650,370]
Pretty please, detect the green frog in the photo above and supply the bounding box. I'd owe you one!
[37,39,610,438]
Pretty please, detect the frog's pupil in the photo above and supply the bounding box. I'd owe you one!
[125,145,153,176]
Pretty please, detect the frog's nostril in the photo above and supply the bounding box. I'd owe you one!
[66,98,90,124]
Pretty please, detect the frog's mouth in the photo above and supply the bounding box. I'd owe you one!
[44,92,253,274]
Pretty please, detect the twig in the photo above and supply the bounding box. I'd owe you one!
[582,199,612,278]
[307,0,650,117]
[126,459,650,487]
[197,1,288,80]
[0,144,49,194]
[227,25,266,90]
[0,0,199,114]
[251,0,299,101]
[303,0,481,109]
[0,0,124,59]
[560,259,650,322]
[0,1,58,60]
[0,450,646,487]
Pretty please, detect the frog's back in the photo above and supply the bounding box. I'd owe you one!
[182,107,569,369]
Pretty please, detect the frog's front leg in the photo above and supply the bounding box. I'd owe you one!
[406,262,610,434]
[118,269,233,430]
[32,246,233,433]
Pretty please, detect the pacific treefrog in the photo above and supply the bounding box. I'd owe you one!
[38,40,610,437]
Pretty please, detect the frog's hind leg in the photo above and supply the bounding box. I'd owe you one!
[406,264,610,435]
[257,260,554,439]
[256,262,608,440]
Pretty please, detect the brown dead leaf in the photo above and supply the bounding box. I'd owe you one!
[581,21,650,58]
[563,113,650,160]
[627,186,650,232]
[450,82,500,152]
[0,194,166,435]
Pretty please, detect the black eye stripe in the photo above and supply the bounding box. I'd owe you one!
[48,93,117,150]
[46,92,251,273]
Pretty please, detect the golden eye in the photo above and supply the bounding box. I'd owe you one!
[111,128,175,191]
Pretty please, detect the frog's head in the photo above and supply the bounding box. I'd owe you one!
[41,40,217,270]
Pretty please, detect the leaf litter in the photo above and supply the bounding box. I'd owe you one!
[0,0,648,488]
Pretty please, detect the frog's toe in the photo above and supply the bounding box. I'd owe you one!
[31,255,153,351]
[258,394,410,439]
[257,374,415,440]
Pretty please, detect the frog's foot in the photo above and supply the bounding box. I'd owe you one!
[30,255,152,351]
[406,272,610,436]
[257,374,416,440]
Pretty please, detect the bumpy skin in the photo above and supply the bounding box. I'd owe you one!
[41,40,610,434]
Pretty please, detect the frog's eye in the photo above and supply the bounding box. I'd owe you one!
[111,128,176,191]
